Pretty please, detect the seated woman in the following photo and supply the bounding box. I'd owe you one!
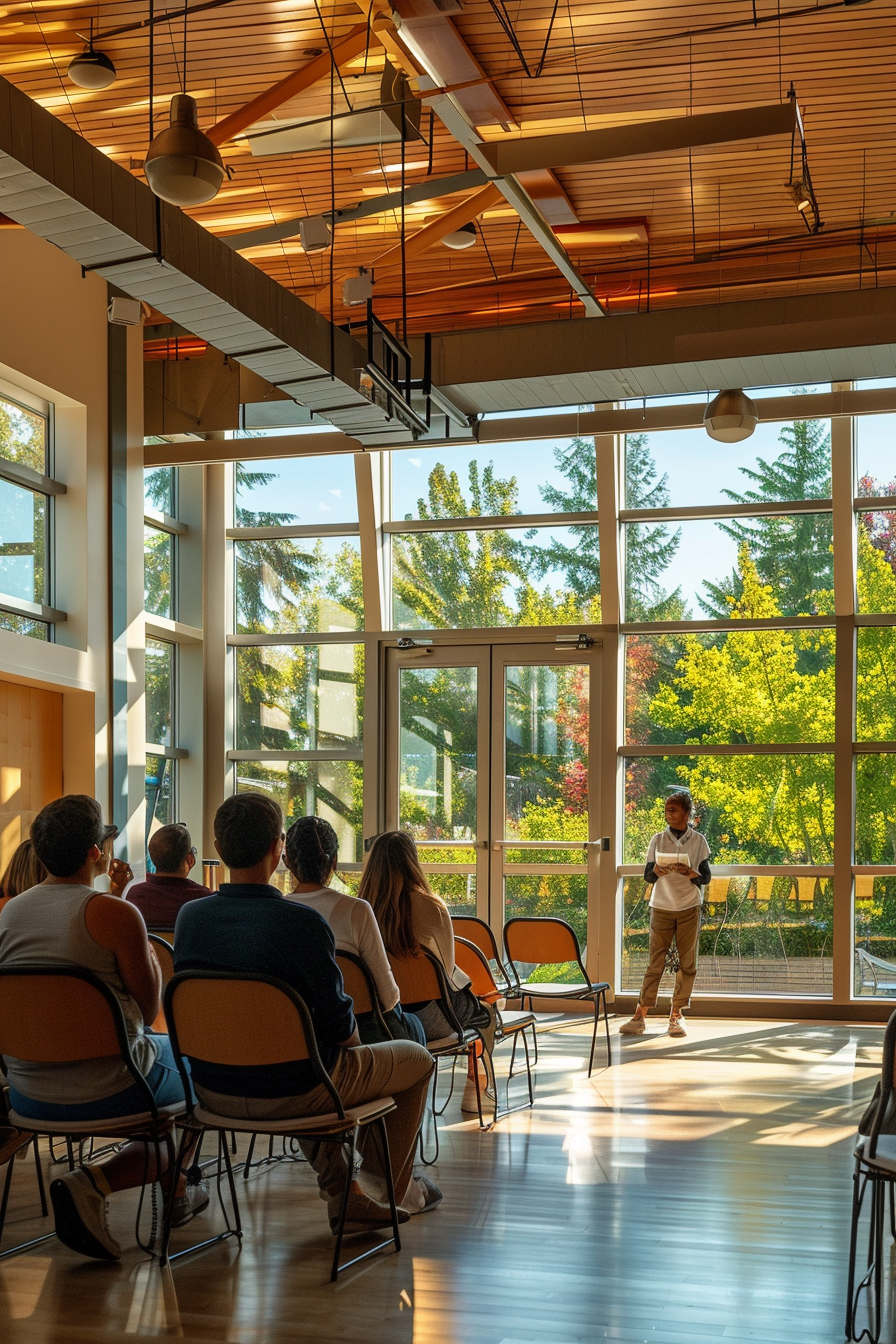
[0,838,47,913]
[359,831,491,1045]
[284,816,426,1046]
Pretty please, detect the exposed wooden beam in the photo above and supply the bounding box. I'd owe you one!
[479,101,798,177]
[368,182,503,269]
[205,23,373,147]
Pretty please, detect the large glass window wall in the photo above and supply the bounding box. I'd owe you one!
[216,389,896,1006]
[0,386,62,641]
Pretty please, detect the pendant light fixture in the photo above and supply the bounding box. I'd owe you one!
[68,20,116,89]
[68,48,117,89]
[144,1,224,208]
[442,222,477,250]
[703,389,758,443]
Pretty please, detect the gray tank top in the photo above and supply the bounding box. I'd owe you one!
[0,883,157,1104]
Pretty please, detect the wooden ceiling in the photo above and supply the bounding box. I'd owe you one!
[2,0,895,337]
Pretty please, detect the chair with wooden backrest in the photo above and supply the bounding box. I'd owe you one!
[148,933,175,1034]
[454,937,536,1123]
[387,949,483,1147]
[163,970,402,1281]
[503,917,612,1076]
[452,916,518,997]
[847,1007,896,1343]
[0,964,184,1260]
[336,950,394,1040]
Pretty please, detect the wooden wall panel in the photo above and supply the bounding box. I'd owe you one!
[0,677,63,875]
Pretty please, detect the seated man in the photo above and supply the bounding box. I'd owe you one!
[0,795,206,1261]
[174,793,440,1233]
[127,823,211,927]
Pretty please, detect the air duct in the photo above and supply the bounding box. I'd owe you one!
[0,75,428,445]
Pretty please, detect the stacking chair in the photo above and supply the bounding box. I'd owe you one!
[147,929,176,946]
[454,938,536,1123]
[503,917,612,1076]
[846,1008,896,1343]
[387,950,484,1145]
[163,969,403,1280]
[0,965,185,1259]
[452,916,519,997]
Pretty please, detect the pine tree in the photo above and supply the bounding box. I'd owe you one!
[700,416,833,618]
[525,433,684,620]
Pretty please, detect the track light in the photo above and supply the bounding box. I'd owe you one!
[298,216,332,254]
[68,48,117,90]
[343,268,373,307]
[442,222,477,250]
[144,94,225,207]
[703,389,758,443]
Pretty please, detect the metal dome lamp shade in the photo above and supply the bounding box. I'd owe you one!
[68,48,117,89]
[144,94,224,207]
[442,222,477,250]
[703,388,759,443]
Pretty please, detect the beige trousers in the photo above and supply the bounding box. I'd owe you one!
[639,905,702,1011]
[197,1039,434,1206]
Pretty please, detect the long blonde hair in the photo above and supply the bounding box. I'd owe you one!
[358,831,431,959]
[1,839,47,899]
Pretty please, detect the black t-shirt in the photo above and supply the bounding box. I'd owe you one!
[173,884,355,1097]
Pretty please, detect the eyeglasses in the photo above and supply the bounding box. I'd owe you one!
[189,846,197,859]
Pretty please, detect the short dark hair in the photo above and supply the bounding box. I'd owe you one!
[149,823,192,874]
[214,792,282,870]
[30,795,104,878]
[285,816,338,886]
[666,790,693,814]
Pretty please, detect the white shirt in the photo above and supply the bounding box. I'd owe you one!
[646,826,711,911]
[287,886,400,1011]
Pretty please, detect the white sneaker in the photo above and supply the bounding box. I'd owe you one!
[50,1169,121,1261]
[668,1013,686,1037]
[618,1014,647,1036]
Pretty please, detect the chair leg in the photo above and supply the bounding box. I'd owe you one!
[846,1162,866,1338]
[522,1027,534,1107]
[242,1133,257,1180]
[0,1136,57,1262]
[588,994,599,1077]
[32,1137,47,1217]
[602,990,612,1062]
[329,1130,358,1282]
[373,1116,401,1252]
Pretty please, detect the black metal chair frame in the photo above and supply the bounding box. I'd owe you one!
[163,969,402,1281]
[454,937,536,1125]
[846,1008,896,1343]
[0,964,183,1261]
[503,917,612,1077]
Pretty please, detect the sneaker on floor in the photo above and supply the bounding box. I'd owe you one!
[401,1175,443,1215]
[170,1177,210,1228]
[50,1168,121,1261]
[668,1014,687,1037]
[618,1014,647,1036]
[0,1125,33,1166]
[328,1182,410,1235]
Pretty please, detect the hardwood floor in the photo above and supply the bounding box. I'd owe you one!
[0,1018,885,1344]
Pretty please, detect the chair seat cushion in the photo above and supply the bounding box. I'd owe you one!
[856,1134,896,1173]
[191,1096,395,1136]
[517,981,609,998]
[8,1102,185,1135]
[498,1010,537,1032]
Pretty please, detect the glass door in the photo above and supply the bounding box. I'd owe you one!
[385,645,491,918]
[385,641,602,967]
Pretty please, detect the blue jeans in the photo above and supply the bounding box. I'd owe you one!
[9,1036,189,1122]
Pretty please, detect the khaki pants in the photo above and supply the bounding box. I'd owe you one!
[197,1039,434,1206]
[639,905,702,1011]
